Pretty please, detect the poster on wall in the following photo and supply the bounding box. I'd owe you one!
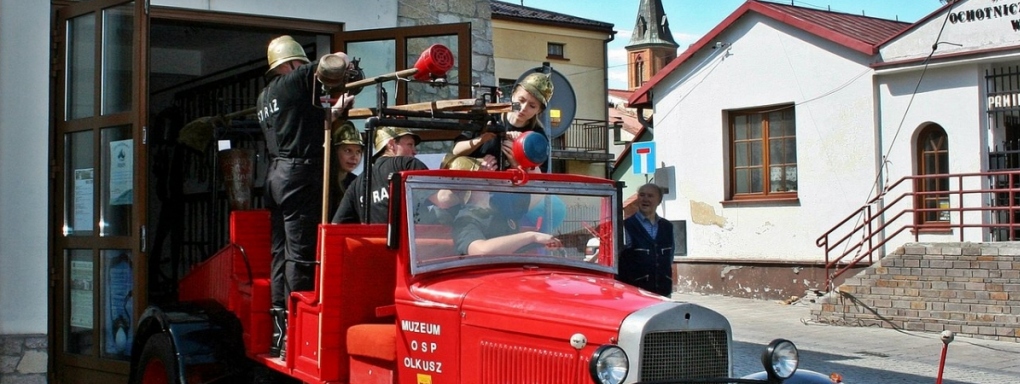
[104,252,133,358]
[109,139,133,205]
[70,260,93,329]
[73,168,94,231]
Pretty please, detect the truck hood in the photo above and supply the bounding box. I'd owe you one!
[410,268,669,336]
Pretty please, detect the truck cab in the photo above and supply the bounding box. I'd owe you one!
[128,64,830,384]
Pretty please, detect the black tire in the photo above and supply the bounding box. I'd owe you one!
[131,332,180,384]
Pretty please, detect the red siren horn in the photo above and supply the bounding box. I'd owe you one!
[413,44,454,81]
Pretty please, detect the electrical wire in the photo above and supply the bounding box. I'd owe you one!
[833,2,958,269]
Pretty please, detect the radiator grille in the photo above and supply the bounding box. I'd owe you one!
[640,330,729,381]
[479,340,585,383]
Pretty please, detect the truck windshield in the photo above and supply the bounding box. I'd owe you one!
[403,175,617,276]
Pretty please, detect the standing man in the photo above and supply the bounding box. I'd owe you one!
[257,35,354,359]
[617,183,675,297]
[332,126,428,224]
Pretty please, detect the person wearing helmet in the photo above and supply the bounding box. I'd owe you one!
[332,126,428,224]
[326,121,364,218]
[257,35,361,359]
[447,72,554,171]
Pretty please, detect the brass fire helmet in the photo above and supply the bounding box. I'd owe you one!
[266,35,309,73]
[517,73,554,109]
[332,121,364,147]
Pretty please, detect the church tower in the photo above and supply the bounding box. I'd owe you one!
[626,0,679,90]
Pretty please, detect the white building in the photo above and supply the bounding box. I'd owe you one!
[623,0,1005,299]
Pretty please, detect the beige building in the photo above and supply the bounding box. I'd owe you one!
[491,1,616,176]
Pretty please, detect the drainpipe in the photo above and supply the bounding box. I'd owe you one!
[872,73,887,261]
[603,31,616,179]
[636,100,653,134]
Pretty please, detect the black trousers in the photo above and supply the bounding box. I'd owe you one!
[266,159,323,308]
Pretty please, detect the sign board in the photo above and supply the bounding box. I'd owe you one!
[632,142,655,175]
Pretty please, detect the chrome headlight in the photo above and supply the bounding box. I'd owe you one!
[589,345,628,384]
[762,339,799,380]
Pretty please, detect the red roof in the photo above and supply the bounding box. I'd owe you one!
[608,88,634,101]
[628,0,910,107]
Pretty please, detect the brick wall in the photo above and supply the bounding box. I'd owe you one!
[812,242,1020,342]
[0,334,47,384]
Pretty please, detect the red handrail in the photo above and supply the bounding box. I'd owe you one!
[816,170,1020,290]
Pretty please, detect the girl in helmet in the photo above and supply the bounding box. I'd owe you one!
[326,121,364,218]
[446,72,554,171]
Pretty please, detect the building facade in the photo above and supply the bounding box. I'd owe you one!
[0,0,495,382]
[627,0,914,299]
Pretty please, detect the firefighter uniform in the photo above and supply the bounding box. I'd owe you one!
[258,35,355,358]
[332,127,427,224]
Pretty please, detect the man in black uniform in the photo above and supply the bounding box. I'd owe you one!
[257,35,355,359]
[332,127,428,224]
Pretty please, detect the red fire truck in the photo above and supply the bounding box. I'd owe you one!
[127,64,831,384]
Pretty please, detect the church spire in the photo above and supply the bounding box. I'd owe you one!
[625,0,679,90]
[627,0,679,49]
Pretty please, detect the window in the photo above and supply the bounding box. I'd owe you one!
[547,42,564,59]
[634,55,644,87]
[498,78,516,103]
[915,124,949,225]
[729,106,797,200]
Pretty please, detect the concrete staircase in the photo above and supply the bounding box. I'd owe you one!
[811,242,1020,342]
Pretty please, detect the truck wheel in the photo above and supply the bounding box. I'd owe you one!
[132,332,180,384]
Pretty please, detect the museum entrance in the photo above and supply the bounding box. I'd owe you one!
[51,2,341,381]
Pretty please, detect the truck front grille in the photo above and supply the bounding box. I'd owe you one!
[640,330,729,381]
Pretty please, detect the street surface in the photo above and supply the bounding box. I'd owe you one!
[672,292,1020,384]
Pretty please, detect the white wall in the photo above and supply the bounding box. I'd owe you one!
[875,64,987,249]
[882,0,1015,63]
[152,0,399,31]
[651,15,879,261]
[0,0,51,334]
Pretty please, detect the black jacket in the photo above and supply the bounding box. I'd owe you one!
[332,156,428,224]
[617,215,674,296]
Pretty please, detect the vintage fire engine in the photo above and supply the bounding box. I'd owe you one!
[127,46,831,384]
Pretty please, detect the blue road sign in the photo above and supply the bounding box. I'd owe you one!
[632,142,655,175]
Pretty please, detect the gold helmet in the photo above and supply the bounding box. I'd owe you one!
[517,73,554,108]
[332,120,363,147]
[373,127,421,157]
[440,154,483,171]
[266,35,309,73]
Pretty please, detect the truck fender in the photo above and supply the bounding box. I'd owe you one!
[129,300,246,384]
[741,369,834,383]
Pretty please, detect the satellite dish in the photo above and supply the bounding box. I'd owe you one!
[515,66,576,138]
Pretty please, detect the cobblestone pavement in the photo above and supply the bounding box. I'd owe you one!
[672,292,1020,384]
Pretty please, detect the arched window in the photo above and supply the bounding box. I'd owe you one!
[635,54,645,87]
[916,124,949,225]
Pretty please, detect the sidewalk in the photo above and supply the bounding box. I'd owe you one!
[671,292,1020,383]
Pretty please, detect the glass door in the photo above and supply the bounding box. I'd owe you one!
[53,1,147,382]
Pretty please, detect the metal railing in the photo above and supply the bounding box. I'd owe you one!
[816,170,1020,290]
[553,119,609,152]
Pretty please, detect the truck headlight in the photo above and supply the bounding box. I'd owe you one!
[762,339,799,380]
[589,345,628,384]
